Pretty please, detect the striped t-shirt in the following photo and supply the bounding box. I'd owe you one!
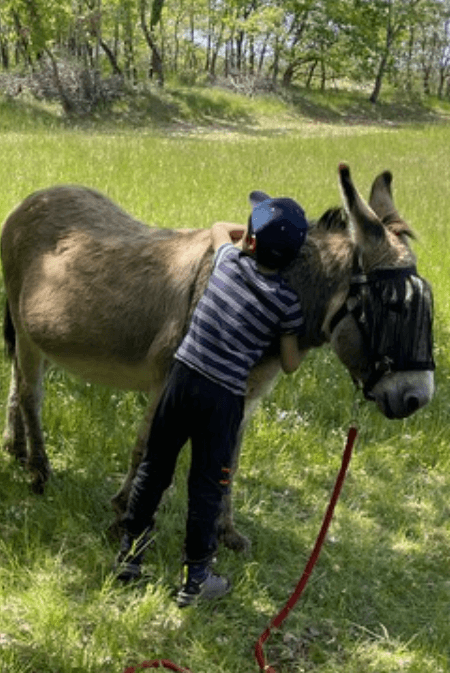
[175,243,304,395]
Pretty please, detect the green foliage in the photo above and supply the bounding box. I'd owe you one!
[150,0,165,30]
[1,0,450,101]
[0,101,450,672]
[8,0,72,55]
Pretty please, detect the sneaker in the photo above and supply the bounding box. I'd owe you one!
[113,529,152,582]
[177,567,231,608]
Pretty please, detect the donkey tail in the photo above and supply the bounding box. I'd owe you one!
[4,300,16,359]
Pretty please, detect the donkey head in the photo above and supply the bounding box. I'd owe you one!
[327,164,435,418]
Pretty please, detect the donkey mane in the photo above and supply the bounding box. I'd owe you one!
[313,207,348,232]
[282,208,354,349]
[313,199,416,242]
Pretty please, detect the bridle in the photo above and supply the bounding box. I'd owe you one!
[329,253,435,398]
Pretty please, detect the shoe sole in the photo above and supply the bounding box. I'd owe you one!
[177,581,231,608]
[114,562,142,583]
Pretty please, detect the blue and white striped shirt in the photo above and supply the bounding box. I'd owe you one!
[175,243,304,395]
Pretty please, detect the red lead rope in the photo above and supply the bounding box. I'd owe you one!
[123,424,358,673]
[254,424,359,673]
[123,661,192,672]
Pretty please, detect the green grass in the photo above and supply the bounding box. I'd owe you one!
[0,89,450,673]
[1,81,450,135]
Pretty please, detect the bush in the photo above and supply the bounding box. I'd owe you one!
[0,57,125,116]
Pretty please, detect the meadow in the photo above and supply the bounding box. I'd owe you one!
[0,87,450,673]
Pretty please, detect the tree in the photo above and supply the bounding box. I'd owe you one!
[140,0,165,86]
[371,0,426,103]
[2,0,450,104]
[437,17,450,97]
[330,0,428,103]
[412,0,450,96]
[280,1,343,89]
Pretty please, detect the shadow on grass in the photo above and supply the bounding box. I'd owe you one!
[0,97,65,132]
[2,84,448,138]
[284,86,448,126]
[1,381,449,673]
[168,88,254,124]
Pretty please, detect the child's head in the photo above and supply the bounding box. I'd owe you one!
[245,195,308,270]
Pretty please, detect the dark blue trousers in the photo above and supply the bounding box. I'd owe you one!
[122,360,244,564]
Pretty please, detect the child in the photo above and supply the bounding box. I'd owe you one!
[114,193,309,607]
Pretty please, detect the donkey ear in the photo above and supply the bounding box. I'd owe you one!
[369,171,401,225]
[249,190,271,209]
[338,163,385,243]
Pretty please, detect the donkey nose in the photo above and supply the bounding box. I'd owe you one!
[405,394,420,416]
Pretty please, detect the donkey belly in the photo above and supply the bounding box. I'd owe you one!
[19,287,170,392]
[43,352,165,392]
[20,303,163,392]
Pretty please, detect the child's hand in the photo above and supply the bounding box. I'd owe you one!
[211,222,245,251]
[230,228,245,242]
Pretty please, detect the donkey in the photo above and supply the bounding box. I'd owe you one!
[1,164,435,551]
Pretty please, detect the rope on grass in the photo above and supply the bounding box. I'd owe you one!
[254,424,358,672]
[123,660,192,672]
[123,424,359,673]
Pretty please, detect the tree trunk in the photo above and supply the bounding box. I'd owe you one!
[422,66,431,95]
[236,31,244,73]
[173,16,181,74]
[44,48,77,115]
[437,68,444,99]
[100,40,123,76]
[249,36,255,76]
[320,57,326,91]
[0,38,9,69]
[209,24,225,78]
[405,25,415,92]
[271,36,280,86]
[369,51,389,104]
[305,60,317,88]
[258,34,269,75]
[140,0,164,86]
[0,17,9,69]
[282,61,296,87]
[12,10,33,69]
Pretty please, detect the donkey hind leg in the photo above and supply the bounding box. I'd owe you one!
[3,358,28,463]
[111,384,165,521]
[217,422,251,554]
[16,342,50,494]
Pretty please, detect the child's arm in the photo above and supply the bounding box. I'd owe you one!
[211,222,246,252]
[279,334,308,374]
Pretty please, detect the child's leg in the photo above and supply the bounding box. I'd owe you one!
[115,362,191,580]
[179,379,243,603]
[185,386,243,563]
[121,362,192,536]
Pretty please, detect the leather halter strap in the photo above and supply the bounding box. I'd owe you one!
[329,265,417,335]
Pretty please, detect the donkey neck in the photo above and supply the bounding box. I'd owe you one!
[283,228,355,349]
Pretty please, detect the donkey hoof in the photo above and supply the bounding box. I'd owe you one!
[30,478,46,495]
[111,491,128,517]
[3,439,27,464]
[106,519,123,542]
[220,528,251,554]
[29,466,51,495]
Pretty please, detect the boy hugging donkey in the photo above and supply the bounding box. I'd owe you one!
[114,191,309,607]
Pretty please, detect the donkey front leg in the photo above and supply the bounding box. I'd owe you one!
[217,422,251,553]
[3,358,28,464]
[218,355,283,553]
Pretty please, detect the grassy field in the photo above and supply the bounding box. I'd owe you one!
[0,86,450,673]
